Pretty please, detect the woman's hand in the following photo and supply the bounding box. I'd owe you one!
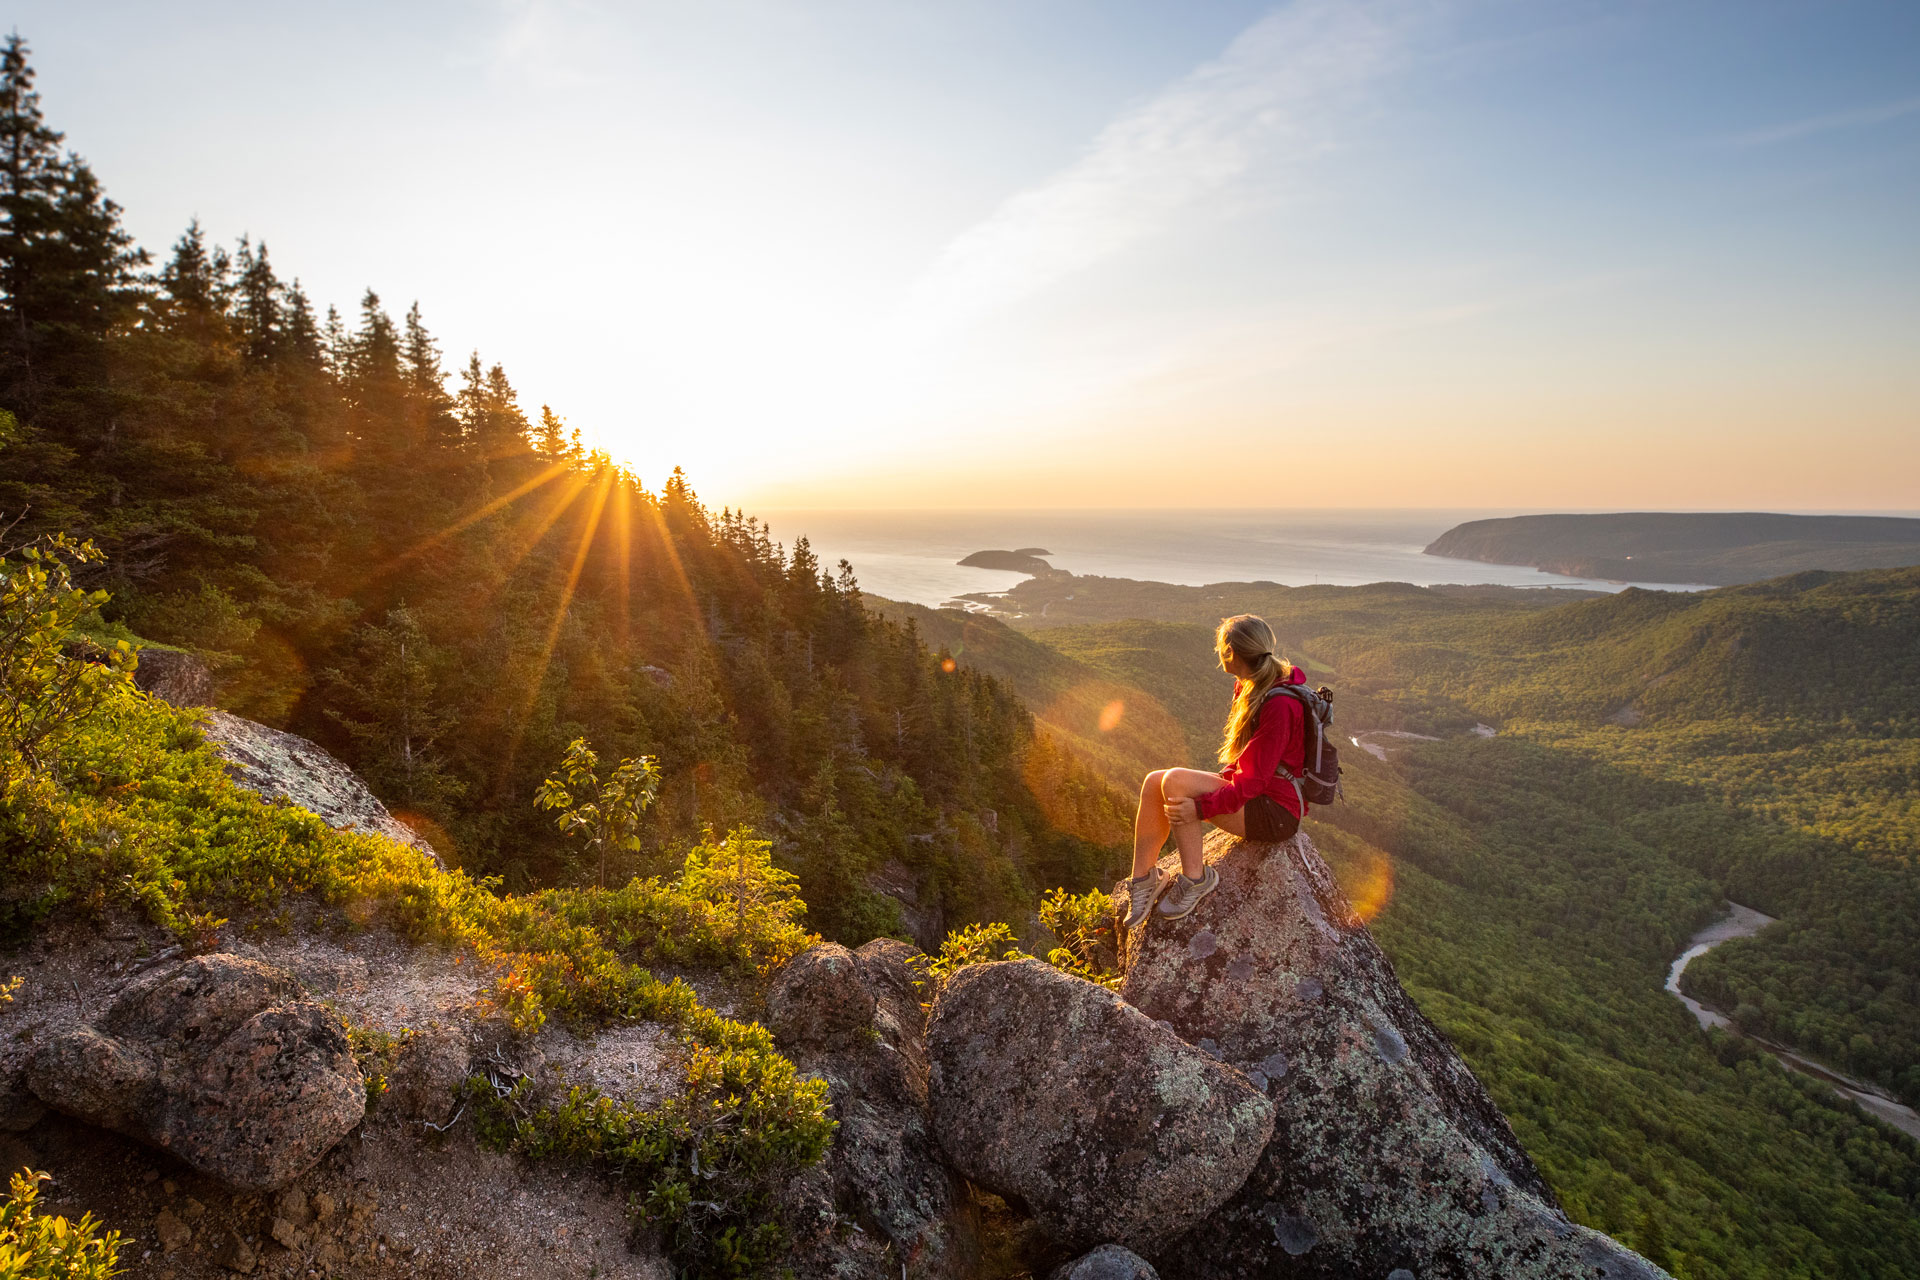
[1164,796,1198,825]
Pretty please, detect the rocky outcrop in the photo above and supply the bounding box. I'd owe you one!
[26,954,366,1193]
[1118,830,1669,1280]
[770,939,978,1279]
[198,710,439,861]
[769,943,878,1048]
[133,648,214,707]
[1051,1245,1160,1280]
[927,958,1275,1256]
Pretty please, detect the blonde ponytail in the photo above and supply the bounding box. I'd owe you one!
[1216,614,1293,764]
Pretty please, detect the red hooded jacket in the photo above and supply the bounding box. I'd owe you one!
[1194,666,1312,823]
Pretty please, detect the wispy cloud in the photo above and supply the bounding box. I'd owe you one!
[1721,94,1920,147]
[483,0,610,90]
[910,0,1434,326]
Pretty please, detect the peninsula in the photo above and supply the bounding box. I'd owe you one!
[1425,512,1920,585]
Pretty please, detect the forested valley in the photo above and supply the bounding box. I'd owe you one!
[891,571,1920,1278]
[4,30,1919,1280]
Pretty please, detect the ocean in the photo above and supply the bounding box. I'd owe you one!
[750,508,1714,608]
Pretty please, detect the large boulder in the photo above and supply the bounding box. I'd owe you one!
[927,958,1274,1255]
[768,943,878,1049]
[1119,831,1670,1280]
[199,710,440,861]
[26,954,366,1192]
[771,940,977,1279]
[132,648,214,707]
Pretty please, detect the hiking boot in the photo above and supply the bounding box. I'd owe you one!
[1156,865,1219,920]
[1123,868,1166,928]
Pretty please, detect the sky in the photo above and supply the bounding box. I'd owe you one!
[12,0,1920,510]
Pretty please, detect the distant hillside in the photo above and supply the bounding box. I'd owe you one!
[1425,512,1920,585]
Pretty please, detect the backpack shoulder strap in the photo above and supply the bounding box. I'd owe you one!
[1260,683,1324,780]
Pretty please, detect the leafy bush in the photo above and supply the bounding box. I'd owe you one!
[915,887,1122,995]
[0,532,133,778]
[0,1170,123,1279]
[918,921,1028,991]
[535,737,660,889]
[1037,886,1120,987]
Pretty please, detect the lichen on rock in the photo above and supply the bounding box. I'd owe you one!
[926,957,1274,1256]
[1117,829,1671,1280]
[771,939,979,1279]
[197,709,440,861]
[26,953,366,1193]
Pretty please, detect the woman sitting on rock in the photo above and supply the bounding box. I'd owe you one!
[1125,613,1309,925]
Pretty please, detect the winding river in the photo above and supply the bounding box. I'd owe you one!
[1667,902,1920,1141]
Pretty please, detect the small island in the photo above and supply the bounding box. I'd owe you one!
[1425,512,1920,585]
[959,549,1060,575]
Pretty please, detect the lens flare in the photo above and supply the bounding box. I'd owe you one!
[1347,848,1396,923]
[941,657,957,673]
[1098,699,1126,732]
[390,810,457,867]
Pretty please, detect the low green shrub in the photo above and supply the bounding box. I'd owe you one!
[465,1038,832,1279]
[0,1171,123,1279]
[1037,885,1120,987]
[917,886,1123,996]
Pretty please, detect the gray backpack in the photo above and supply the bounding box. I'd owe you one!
[1259,683,1342,807]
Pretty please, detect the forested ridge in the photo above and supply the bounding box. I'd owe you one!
[0,35,1122,945]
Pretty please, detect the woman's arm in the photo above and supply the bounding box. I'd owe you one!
[1193,695,1300,820]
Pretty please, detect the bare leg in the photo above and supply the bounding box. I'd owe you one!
[1159,768,1230,880]
[1131,770,1170,878]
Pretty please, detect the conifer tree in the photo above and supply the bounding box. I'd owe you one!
[157,220,230,346]
[0,33,144,423]
[401,302,457,450]
[533,404,580,463]
[232,237,281,362]
[279,280,323,366]
[319,605,463,812]
[343,290,407,454]
[479,361,528,451]
[454,351,485,444]
[322,304,348,379]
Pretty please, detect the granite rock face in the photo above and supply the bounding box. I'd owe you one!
[132,648,214,707]
[1050,1245,1160,1280]
[772,940,978,1279]
[927,959,1275,1256]
[199,710,439,861]
[26,954,366,1192]
[1118,830,1671,1280]
[768,943,878,1049]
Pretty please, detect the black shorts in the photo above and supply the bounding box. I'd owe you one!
[1243,794,1301,843]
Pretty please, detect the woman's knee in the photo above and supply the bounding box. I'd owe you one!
[1140,769,1167,798]
[1161,767,1203,798]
